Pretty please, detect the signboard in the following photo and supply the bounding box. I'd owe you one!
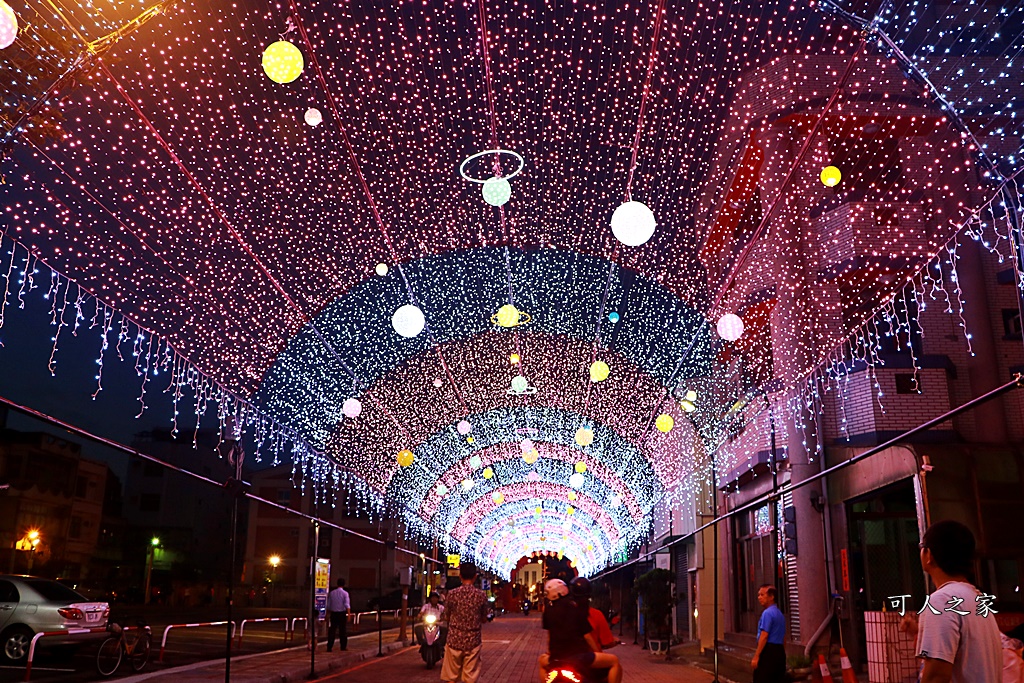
[655,552,671,571]
[314,559,330,619]
[447,553,461,578]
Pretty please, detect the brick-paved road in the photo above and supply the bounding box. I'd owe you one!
[313,615,718,683]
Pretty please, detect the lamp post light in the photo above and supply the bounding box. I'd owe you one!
[268,555,281,607]
[144,537,160,605]
[25,530,41,574]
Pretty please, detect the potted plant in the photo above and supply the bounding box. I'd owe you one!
[787,654,814,680]
[633,568,676,655]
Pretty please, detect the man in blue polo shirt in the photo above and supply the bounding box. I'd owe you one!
[752,584,786,682]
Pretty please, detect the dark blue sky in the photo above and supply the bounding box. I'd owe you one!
[0,287,220,481]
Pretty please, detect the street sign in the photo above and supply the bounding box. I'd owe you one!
[314,559,330,619]
[447,554,460,568]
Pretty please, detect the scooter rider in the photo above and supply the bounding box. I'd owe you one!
[537,579,622,683]
[420,592,445,622]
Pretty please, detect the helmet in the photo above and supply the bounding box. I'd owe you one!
[544,579,569,600]
[569,576,591,598]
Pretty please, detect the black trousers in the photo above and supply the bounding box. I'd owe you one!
[753,643,786,683]
[327,610,348,650]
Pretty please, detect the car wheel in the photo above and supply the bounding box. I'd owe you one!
[2,625,34,664]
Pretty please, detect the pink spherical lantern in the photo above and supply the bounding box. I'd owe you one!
[520,439,534,453]
[0,0,17,50]
[342,398,362,419]
[457,420,472,435]
[716,313,744,341]
[527,470,541,482]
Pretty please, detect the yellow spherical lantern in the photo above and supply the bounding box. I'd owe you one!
[510,352,521,365]
[482,467,494,480]
[566,506,575,515]
[655,414,675,433]
[574,461,587,474]
[396,449,414,467]
[523,448,540,465]
[568,491,578,501]
[262,41,304,84]
[820,165,842,188]
[535,506,543,514]
[589,360,610,383]
[491,491,504,505]
[574,427,594,447]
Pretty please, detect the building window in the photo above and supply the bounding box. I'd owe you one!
[895,373,921,395]
[1002,308,1021,339]
[278,489,291,504]
[139,494,161,512]
[76,475,88,498]
[69,516,82,539]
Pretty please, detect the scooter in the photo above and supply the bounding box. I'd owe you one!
[415,613,445,669]
[522,600,531,615]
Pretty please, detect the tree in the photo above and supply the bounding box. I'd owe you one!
[634,568,675,642]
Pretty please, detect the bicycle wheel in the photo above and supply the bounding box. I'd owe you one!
[96,637,122,676]
[130,633,151,672]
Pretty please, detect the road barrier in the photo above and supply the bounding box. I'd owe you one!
[24,626,109,681]
[235,617,289,647]
[158,620,235,662]
[289,617,307,642]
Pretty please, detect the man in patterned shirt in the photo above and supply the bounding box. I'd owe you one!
[441,562,490,683]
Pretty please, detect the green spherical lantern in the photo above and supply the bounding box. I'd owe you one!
[482,176,511,207]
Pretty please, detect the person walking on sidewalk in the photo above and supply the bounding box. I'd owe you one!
[326,578,350,652]
[441,563,490,683]
[752,584,786,682]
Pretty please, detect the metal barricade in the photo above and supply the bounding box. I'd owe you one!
[24,626,108,681]
[235,617,289,647]
[159,620,234,662]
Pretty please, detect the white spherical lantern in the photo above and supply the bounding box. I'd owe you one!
[569,473,585,489]
[391,304,425,338]
[375,263,389,276]
[716,313,744,342]
[610,200,656,247]
[342,398,362,419]
[0,0,17,50]
[304,107,323,126]
[457,420,472,435]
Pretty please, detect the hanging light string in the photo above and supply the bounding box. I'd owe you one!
[284,0,469,417]
[582,0,666,419]
[92,59,415,442]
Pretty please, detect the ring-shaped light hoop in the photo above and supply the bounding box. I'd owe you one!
[459,149,526,183]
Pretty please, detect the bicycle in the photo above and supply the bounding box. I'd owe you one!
[96,622,151,677]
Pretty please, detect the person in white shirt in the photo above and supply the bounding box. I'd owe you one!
[420,592,445,621]
[326,578,351,652]
[915,520,1002,683]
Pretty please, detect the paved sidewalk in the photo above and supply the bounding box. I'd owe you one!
[117,627,410,683]
[312,615,720,683]
[116,616,728,683]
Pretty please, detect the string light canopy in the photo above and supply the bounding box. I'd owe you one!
[1,0,1021,576]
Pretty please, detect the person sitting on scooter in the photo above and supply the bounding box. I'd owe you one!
[569,577,619,651]
[538,579,622,683]
[420,592,445,621]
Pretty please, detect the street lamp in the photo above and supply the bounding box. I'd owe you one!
[268,555,281,607]
[13,529,42,574]
[144,537,160,605]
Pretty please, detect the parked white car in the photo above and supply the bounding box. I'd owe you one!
[0,575,109,663]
